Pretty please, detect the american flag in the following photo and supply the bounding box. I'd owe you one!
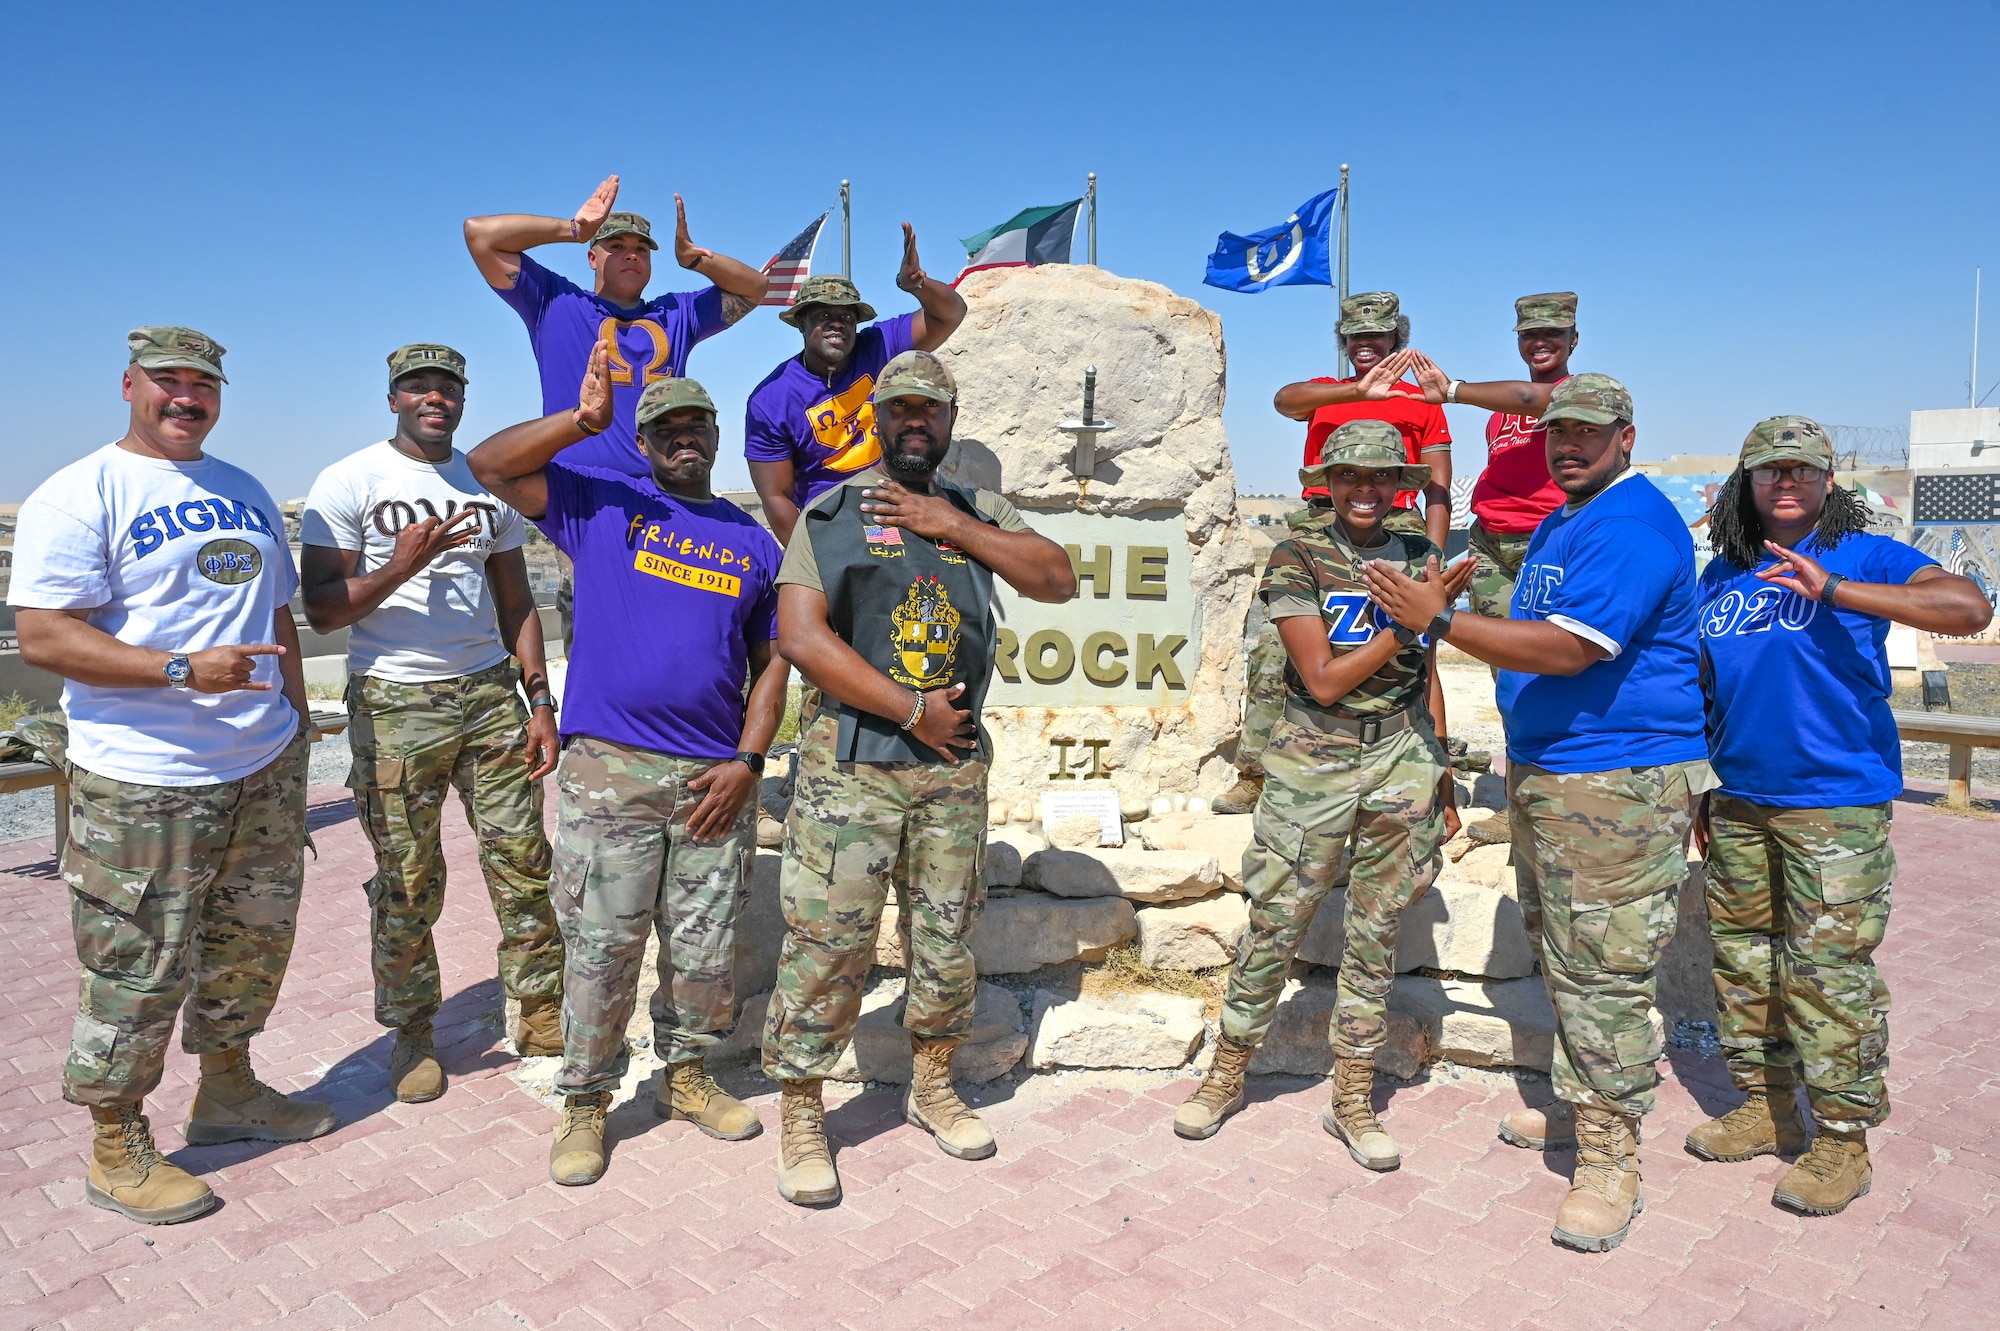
[759,212,829,307]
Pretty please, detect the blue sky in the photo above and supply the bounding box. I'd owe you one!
[3,1,1996,502]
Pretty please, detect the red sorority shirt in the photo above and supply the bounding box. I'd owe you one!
[1300,378,1451,507]
[1467,376,1571,535]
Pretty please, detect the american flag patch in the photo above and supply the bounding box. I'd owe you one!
[865,525,903,545]
[760,213,829,307]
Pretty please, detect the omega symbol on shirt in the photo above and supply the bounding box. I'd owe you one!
[598,317,673,387]
[196,538,262,586]
[1701,586,1817,638]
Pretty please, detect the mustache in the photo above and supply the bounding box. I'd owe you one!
[159,402,208,421]
[893,426,937,447]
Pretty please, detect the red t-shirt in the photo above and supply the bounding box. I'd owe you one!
[1467,377,1570,535]
[1301,378,1451,507]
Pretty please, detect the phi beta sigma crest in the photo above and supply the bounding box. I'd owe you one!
[890,575,961,689]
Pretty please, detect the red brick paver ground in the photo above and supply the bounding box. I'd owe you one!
[4,787,1996,1330]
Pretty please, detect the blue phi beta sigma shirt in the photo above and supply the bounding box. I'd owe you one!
[1496,471,1708,772]
[1700,532,1936,807]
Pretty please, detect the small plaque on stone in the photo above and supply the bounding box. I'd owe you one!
[1038,789,1125,847]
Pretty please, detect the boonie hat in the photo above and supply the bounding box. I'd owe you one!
[1299,419,1430,492]
[1337,291,1401,336]
[871,350,956,405]
[635,377,717,426]
[1739,415,1835,471]
[128,326,227,383]
[1514,292,1578,332]
[387,343,467,389]
[591,212,658,250]
[780,274,877,327]
[1541,373,1633,426]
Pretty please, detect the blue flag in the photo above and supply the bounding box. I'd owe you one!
[1202,187,1339,293]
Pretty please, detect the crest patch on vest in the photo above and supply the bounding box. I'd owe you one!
[889,575,962,689]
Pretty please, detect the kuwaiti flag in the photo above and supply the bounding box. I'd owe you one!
[956,199,1082,283]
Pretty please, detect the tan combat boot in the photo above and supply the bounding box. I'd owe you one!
[1773,1131,1872,1216]
[184,1046,337,1146]
[777,1079,840,1205]
[85,1105,215,1225]
[1321,1057,1400,1171]
[514,994,563,1058]
[1498,1098,1576,1150]
[1551,1106,1644,1252]
[388,1019,445,1104]
[548,1090,611,1185]
[1685,1082,1807,1163]
[1174,1036,1254,1140]
[905,1036,996,1160]
[1211,771,1264,816]
[655,1058,763,1140]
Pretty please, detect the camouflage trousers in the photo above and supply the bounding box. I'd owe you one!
[1381,506,1429,542]
[550,735,753,1094]
[1221,719,1446,1058]
[347,662,558,1029]
[1237,615,1288,778]
[1705,796,1893,1132]
[1509,760,1707,1117]
[61,731,310,1108]
[1466,521,1532,622]
[763,711,988,1082]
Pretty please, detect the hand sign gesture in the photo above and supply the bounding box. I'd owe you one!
[573,176,620,242]
[896,223,928,293]
[1408,352,1453,405]
[1756,540,1834,600]
[1357,349,1419,400]
[575,338,615,434]
[674,194,714,271]
[189,643,286,693]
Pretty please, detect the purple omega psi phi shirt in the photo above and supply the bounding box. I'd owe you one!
[743,313,916,507]
[537,459,780,760]
[498,253,728,477]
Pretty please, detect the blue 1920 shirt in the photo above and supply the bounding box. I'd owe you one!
[1699,531,1935,807]
[1496,471,1708,773]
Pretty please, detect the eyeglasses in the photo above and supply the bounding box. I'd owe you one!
[1749,464,1824,485]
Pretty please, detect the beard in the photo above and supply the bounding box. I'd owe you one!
[884,428,949,479]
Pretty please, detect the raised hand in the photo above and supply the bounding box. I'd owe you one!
[387,505,483,578]
[189,643,285,693]
[573,175,620,241]
[575,338,615,433]
[1756,540,1833,599]
[1439,553,1478,604]
[1356,349,1418,399]
[1363,556,1449,631]
[896,223,927,293]
[1408,352,1452,405]
[674,193,715,271]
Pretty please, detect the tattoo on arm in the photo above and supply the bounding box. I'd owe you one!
[722,293,757,326]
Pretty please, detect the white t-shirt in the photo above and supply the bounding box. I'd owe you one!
[8,443,301,786]
[299,441,528,683]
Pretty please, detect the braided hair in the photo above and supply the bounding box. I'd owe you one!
[1705,468,1874,571]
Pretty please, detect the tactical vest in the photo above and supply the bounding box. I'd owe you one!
[807,479,999,763]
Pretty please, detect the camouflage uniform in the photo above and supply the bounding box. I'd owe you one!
[1466,523,1532,621]
[550,734,755,1094]
[1508,761,1708,1116]
[1703,799,1893,1131]
[63,731,310,1107]
[762,710,990,1079]
[1220,428,1447,1060]
[346,660,559,1029]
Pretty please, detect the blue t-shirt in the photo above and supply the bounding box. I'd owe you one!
[1496,472,1708,773]
[538,460,780,760]
[1699,532,1936,807]
[497,254,728,477]
[742,314,917,509]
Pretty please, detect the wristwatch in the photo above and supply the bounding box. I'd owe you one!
[164,654,192,688]
[528,693,558,714]
[735,750,767,775]
[1425,606,1457,641]
[1392,624,1420,648]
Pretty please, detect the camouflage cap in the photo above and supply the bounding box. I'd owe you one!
[386,343,467,389]
[871,350,956,405]
[1299,419,1431,492]
[590,211,658,250]
[634,376,717,426]
[1337,291,1401,336]
[1540,373,1633,426]
[780,274,878,327]
[1514,291,1579,332]
[127,326,227,383]
[1739,415,1834,471]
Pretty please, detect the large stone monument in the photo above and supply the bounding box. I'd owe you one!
[937,264,1260,814]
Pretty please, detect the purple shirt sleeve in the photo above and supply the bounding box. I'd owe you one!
[494,253,569,334]
[747,530,782,640]
[673,286,728,367]
[877,311,917,359]
[743,365,795,464]
[534,459,588,558]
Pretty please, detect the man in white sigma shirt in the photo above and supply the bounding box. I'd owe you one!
[12,326,335,1226]
[300,343,563,1106]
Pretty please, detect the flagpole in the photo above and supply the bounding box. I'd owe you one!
[1336,163,1351,377]
[1087,173,1098,266]
[840,180,852,278]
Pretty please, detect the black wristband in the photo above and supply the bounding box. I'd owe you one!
[1820,573,1846,608]
[1392,624,1419,648]
[1425,606,1456,641]
[735,750,766,775]
[528,694,557,713]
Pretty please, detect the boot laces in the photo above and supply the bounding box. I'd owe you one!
[1332,1060,1382,1133]
[1572,1111,1634,1195]
[673,1062,721,1107]
[1712,1094,1774,1134]
[1190,1041,1251,1113]
[1798,1134,1855,1182]
[117,1106,165,1173]
[781,1088,830,1165]
[912,1044,980,1127]
[561,1092,608,1133]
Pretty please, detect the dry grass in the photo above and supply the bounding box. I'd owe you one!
[0,692,44,734]
[1080,943,1229,1020]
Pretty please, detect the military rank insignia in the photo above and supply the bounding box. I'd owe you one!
[864,523,904,557]
[889,575,962,689]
